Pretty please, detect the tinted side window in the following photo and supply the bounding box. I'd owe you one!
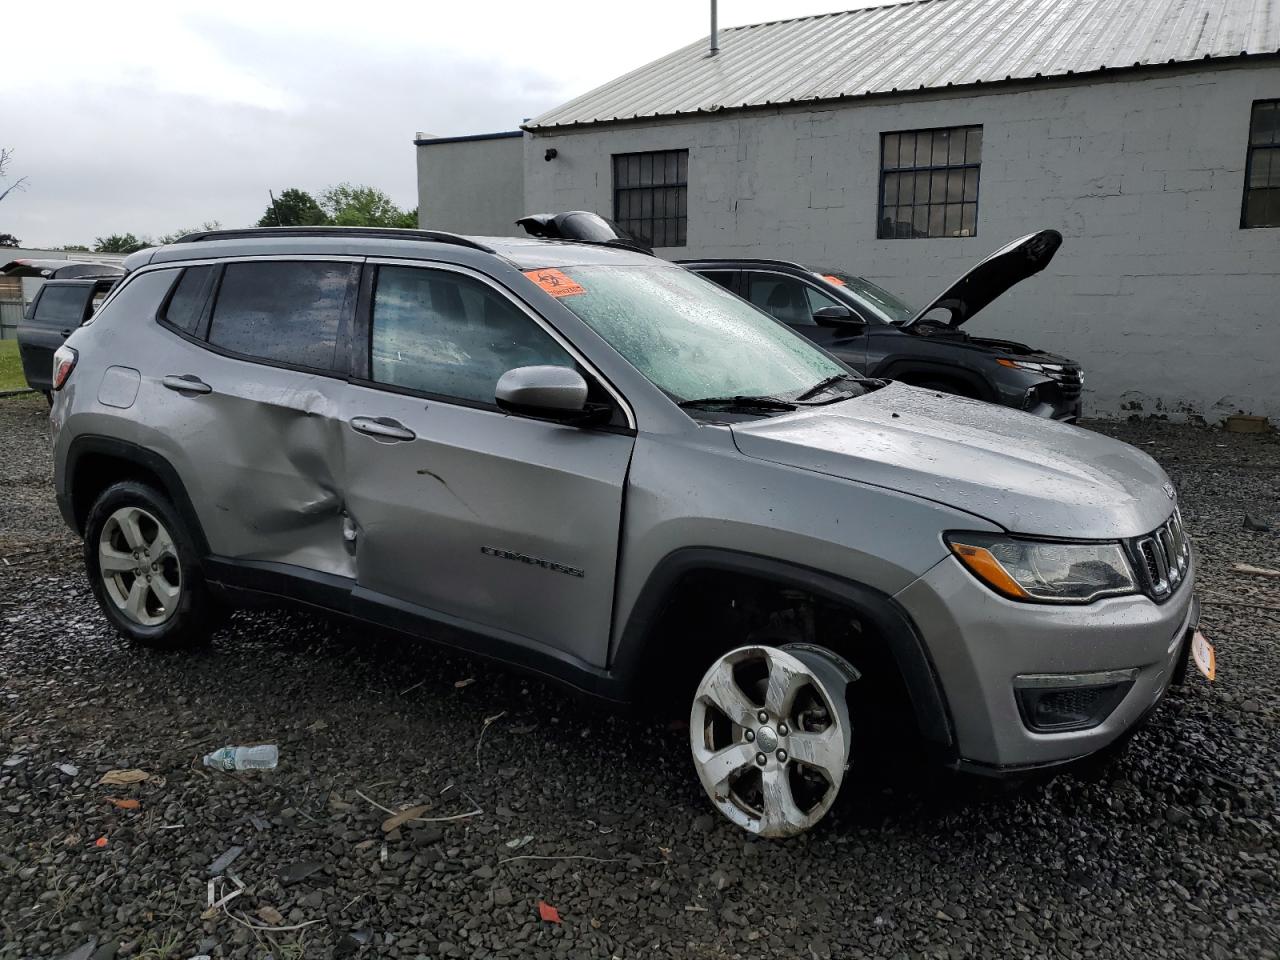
[161,266,214,334]
[33,286,93,326]
[699,271,737,292]
[86,270,180,327]
[208,261,354,370]
[371,266,574,404]
[804,285,842,315]
[747,274,813,326]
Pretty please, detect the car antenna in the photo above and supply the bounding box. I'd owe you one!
[268,189,284,227]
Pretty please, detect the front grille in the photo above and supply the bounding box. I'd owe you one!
[1043,365,1083,399]
[1130,509,1190,601]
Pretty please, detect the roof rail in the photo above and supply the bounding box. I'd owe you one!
[675,257,810,270]
[173,226,495,253]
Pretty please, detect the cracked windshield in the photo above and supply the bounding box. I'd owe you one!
[552,264,859,404]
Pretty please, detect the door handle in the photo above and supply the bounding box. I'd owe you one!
[350,416,416,442]
[162,374,212,395]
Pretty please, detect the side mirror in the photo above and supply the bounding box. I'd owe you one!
[495,365,609,425]
[813,305,863,329]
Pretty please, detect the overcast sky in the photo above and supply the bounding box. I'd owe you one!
[1,0,886,248]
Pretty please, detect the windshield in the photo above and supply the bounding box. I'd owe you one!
[550,265,850,404]
[824,272,917,324]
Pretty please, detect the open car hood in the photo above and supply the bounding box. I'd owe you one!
[902,229,1061,329]
[1,259,125,280]
[515,210,653,253]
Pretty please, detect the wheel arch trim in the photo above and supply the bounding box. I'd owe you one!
[612,547,955,748]
[61,435,210,557]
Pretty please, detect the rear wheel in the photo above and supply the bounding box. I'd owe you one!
[84,481,221,648]
[689,644,856,837]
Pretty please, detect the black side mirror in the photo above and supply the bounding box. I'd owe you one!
[813,305,863,329]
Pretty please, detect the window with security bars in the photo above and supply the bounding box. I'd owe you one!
[878,126,982,239]
[1243,100,1280,228]
[613,150,688,247]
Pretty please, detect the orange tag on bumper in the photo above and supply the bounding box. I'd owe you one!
[524,268,585,298]
[1191,629,1215,681]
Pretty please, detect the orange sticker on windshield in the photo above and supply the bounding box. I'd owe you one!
[822,274,847,286]
[524,268,585,298]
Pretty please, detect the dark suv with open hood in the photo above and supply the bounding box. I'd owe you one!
[682,230,1083,421]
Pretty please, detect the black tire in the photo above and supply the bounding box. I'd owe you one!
[44,391,54,407]
[84,480,222,648]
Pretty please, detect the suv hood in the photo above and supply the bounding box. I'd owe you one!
[731,382,1173,539]
[902,229,1061,329]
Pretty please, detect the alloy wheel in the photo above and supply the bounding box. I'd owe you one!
[98,505,182,627]
[690,644,854,837]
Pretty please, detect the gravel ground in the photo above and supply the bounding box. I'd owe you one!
[1,392,1276,960]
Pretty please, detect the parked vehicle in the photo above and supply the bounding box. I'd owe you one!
[682,231,1083,421]
[50,225,1199,837]
[4,260,123,399]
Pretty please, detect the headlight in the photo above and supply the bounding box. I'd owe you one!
[996,358,1063,374]
[946,532,1137,604]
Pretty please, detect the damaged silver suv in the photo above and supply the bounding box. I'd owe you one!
[50,226,1202,837]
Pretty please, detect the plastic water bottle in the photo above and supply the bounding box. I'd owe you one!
[202,745,278,771]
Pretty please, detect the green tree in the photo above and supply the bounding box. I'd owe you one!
[320,183,415,228]
[0,232,20,248]
[54,244,90,252]
[94,233,148,254]
[258,189,328,227]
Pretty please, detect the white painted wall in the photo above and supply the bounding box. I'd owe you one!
[416,135,525,237]
[523,63,1280,421]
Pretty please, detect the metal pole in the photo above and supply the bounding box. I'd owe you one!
[710,0,719,54]
[269,189,284,227]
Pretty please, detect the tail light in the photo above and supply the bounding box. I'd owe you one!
[52,345,78,391]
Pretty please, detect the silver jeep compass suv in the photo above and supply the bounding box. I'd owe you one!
[49,226,1199,837]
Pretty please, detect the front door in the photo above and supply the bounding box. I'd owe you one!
[743,271,870,372]
[340,261,634,668]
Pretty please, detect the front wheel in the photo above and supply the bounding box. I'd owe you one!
[689,644,856,837]
[84,481,221,648]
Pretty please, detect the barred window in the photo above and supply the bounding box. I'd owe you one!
[613,149,687,247]
[1243,100,1280,229]
[878,126,982,239]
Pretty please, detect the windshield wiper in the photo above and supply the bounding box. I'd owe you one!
[793,374,861,402]
[678,395,797,411]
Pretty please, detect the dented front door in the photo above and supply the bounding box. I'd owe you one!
[338,261,634,668]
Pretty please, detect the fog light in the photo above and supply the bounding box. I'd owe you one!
[1014,669,1137,732]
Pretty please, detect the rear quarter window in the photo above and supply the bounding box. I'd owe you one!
[32,285,93,326]
[160,265,215,334]
[87,270,182,327]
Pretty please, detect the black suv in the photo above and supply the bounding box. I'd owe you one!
[682,230,1084,421]
[7,261,123,398]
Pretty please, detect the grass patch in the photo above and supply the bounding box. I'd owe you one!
[0,340,28,392]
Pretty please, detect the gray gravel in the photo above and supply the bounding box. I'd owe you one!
[1,393,1277,959]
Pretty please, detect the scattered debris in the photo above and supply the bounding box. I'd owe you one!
[106,797,140,811]
[208,845,244,876]
[62,833,82,847]
[1232,562,1280,579]
[97,769,149,786]
[257,905,285,925]
[381,804,429,833]
[505,835,534,850]
[398,679,426,696]
[355,788,483,825]
[454,677,476,689]
[57,763,79,777]
[306,718,329,732]
[94,836,108,848]
[538,901,562,924]
[1223,414,1270,434]
[334,929,372,957]
[476,710,506,769]
[1243,514,1271,532]
[276,861,323,886]
[202,744,279,771]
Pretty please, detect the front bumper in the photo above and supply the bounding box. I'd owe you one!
[896,551,1197,769]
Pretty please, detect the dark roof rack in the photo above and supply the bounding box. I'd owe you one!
[173,226,495,253]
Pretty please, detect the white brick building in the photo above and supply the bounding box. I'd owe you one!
[416,0,1280,420]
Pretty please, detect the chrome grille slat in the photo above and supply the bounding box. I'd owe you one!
[1131,511,1190,601]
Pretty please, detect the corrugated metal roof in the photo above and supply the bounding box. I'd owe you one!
[527,0,1280,130]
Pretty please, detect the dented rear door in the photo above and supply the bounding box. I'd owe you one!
[338,260,634,668]
[169,257,361,577]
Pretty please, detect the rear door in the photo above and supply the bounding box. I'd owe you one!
[339,260,634,668]
[18,283,93,390]
[743,271,870,371]
[143,258,361,577]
